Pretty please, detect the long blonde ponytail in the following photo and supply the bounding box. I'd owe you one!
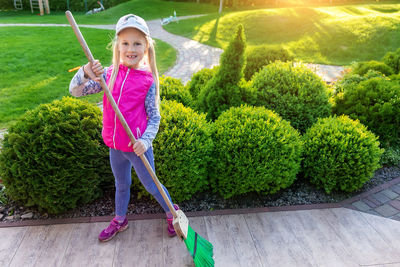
[147,37,160,109]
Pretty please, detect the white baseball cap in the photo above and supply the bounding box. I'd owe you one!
[116,14,150,36]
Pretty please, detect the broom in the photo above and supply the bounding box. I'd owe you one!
[65,11,214,267]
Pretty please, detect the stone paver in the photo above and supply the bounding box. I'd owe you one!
[382,188,400,199]
[352,200,371,212]
[345,177,400,221]
[372,191,391,204]
[375,204,399,217]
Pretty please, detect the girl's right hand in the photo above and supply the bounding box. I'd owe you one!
[83,60,104,82]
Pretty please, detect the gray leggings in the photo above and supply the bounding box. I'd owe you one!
[109,148,173,216]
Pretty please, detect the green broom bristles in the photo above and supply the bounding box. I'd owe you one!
[184,225,214,267]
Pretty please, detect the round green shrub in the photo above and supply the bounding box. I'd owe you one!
[352,60,394,76]
[187,66,219,100]
[244,46,293,81]
[0,97,112,214]
[333,70,383,96]
[382,48,400,74]
[149,100,213,202]
[160,75,193,108]
[302,115,383,193]
[333,77,400,148]
[211,105,303,199]
[251,61,331,133]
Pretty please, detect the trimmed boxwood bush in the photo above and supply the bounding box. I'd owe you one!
[198,24,246,121]
[352,60,394,76]
[144,100,213,202]
[244,46,293,81]
[333,77,400,148]
[160,75,193,108]
[333,70,383,96]
[0,97,112,214]
[302,115,383,193]
[383,48,400,74]
[250,61,331,133]
[187,66,219,100]
[211,105,303,199]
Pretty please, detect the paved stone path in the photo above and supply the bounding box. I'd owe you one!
[342,177,400,221]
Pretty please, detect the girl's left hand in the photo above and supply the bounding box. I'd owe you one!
[129,140,146,156]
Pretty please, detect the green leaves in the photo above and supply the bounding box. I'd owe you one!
[302,115,383,194]
[333,76,400,148]
[211,105,303,199]
[0,97,112,214]
[143,100,213,202]
[197,24,247,121]
[251,61,331,133]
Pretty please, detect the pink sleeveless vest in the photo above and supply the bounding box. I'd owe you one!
[102,64,154,152]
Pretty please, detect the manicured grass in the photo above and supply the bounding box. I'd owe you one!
[0,0,219,24]
[0,27,176,128]
[164,3,400,65]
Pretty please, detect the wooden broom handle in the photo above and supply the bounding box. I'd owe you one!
[65,11,178,219]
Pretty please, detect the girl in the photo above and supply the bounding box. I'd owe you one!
[69,14,179,242]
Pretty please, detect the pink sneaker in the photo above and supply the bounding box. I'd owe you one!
[98,218,128,242]
[167,204,180,237]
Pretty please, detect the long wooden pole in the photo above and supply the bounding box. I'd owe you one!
[65,11,178,219]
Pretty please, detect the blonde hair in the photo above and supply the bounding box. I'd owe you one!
[108,31,160,108]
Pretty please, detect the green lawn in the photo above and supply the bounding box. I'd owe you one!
[164,3,400,65]
[0,0,219,24]
[0,27,176,128]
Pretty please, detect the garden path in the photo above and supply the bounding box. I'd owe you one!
[1,208,400,267]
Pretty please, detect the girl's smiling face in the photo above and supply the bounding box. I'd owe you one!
[118,28,147,69]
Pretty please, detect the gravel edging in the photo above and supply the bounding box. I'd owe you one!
[1,164,399,226]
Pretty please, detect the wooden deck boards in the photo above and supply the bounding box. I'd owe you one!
[1,208,400,267]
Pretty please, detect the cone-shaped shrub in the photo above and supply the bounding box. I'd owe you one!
[211,105,303,199]
[250,61,331,133]
[303,115,383,194]
[144,100,213,202]
[0,97,111,214]
[198,24,246,121]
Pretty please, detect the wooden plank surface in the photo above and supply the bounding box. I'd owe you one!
[205,214,263,267]
[0,226,27,266]
[9,225,52,267]
[113,219,164,267]
[244,211,314,267]
[360,212,400,261]
[320,208,400,266]
[60,222,116,267]
[2,208,400,267]
[162,216,208,267]
[281,209,358,267]
[33,224,74,267]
